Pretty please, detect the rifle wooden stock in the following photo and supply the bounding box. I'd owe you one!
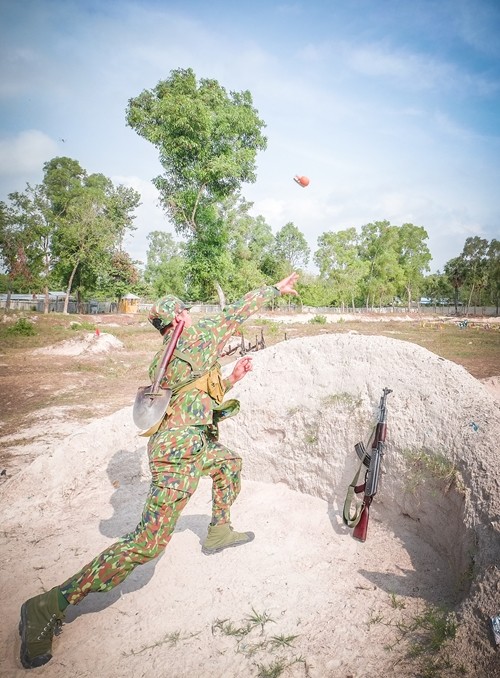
[352,497,372,542]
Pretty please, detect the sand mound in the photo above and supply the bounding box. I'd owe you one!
[1,334,499,677]
[32,331,124,356]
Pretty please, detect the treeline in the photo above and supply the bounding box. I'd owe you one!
[1,156,498,314]
[143,202,499,313]
[0,157,142,313]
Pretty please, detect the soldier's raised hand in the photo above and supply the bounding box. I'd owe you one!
[275,272,299,296]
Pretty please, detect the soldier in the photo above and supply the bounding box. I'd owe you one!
[19,272,299,669]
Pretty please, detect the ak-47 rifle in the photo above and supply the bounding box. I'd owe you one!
[343,387,392,542]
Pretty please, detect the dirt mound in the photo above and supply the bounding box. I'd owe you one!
[32,331,124,356]
[221,333,500,676]
[0,333,499,676]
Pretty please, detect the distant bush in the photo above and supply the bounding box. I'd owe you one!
[7,318,37,336]
[70,321,97,331]
[308,314,327,325]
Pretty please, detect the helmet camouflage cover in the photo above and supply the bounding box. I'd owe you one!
[148,295,189,333]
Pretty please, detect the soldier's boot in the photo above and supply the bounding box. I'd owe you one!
[202,523,255,555]
[19,587,66,669]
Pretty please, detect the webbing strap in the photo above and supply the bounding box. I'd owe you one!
[342,428,374,528]
[342,456,367,528]
[166,365,225,416]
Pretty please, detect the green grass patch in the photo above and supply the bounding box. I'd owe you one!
[6,318,37,336]
[403,449,463,494]
[308,314,327,324]
[321,392,362,408]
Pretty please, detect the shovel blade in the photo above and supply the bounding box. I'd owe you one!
[133,385,172,432]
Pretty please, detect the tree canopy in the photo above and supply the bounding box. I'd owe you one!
[126,67,267,305]
[0,157,141,312]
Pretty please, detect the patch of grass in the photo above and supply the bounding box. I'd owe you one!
[321,392,362,408]
[303,427,318,445]
[374,594,461,677]
[69,320,98,331]
[245,607,276,634]
[367,610,385,626]
[404,606,457,655]
[390,592,407,610]
[212,608,309,676]
[269,634,299,648]
[123,629,200,655]
[403,449,463,494]
[6,318,37,336]
[308,314,327,324]
[255,658,289,677]
[255,319,281,336]
[212,618,253,638]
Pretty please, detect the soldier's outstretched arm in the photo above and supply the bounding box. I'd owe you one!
[210,272,300,352]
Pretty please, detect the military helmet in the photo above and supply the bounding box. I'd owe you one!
[148,295,190,333]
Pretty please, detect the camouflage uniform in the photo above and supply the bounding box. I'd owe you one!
[59,286,278,605]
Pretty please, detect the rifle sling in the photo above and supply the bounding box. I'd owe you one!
[342,455,368,528]
[342,428,374,528]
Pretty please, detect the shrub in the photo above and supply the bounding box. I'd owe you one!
[7,318,37,336]
[308,314,327,324]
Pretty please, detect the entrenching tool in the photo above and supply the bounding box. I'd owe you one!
[133,320,185,436]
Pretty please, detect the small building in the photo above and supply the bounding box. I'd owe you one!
[118,293,140,314]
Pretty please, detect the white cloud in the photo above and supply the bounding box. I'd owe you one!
[0,130,59,177]
[349,43,445,85]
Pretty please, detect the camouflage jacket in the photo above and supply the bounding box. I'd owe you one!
[148,286,279,430]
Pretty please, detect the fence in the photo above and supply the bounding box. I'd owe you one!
[1,296,497,317]
[0,296,118,314]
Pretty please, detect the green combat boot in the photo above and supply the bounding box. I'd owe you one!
[19,587,66,669]
[202,523,255,555]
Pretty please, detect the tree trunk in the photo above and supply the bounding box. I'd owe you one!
[64,262,79,314]
[214,280,226,310]
[466,282,475,317]
[2,290,12,321]
[43,285,49,314]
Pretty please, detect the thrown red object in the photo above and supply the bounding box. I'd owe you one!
[293,175,310,187]
[95,327,100,337]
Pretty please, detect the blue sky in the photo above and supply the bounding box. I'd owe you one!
[1,0,499,274]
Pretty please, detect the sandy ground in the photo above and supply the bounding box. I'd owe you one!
[1,328,500,678]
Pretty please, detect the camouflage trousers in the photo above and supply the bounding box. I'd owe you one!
[60,425,241,605]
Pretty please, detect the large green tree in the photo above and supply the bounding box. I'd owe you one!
[2,157,141,312]
[315,227,368,310]
[144,230,187,299]
[5,183,59,313]
[444,256,467,313]
[396,223,431,310]
[359,220,402,308]
[460,236,489,313]
[126,67,267,305]
[486,239,500,314]
[49,172,140,312]
[220,194,273,299]
[273,222,310,274]
[0,200,34,311]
